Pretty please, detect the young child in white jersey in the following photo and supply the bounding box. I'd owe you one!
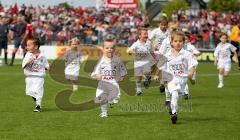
[22,38,49,112]
[158,22,179,106]
[91,38,127,118]
[127,27,156,96]
[148,16,169,94]
[182,32,201,99]
[159,22,179,55]
[160,31,198,124]
[64,38,83,91]
[149,16,170,51]
[214,33,238,88]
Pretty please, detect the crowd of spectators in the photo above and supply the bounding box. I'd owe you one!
[0,4,239,49]
[0,4,148,47]
[171,9,240,49]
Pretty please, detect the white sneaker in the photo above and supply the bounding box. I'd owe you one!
[99,112,108,118]
[113,98,120,104]
[217,83,224,88]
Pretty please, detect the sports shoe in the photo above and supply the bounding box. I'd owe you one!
[165,101,171,108]
[135,91,142,96]
[99,112,108,118]
[113,97,120,104]
[32,97,36,102]
[33,105,41,112]
[184,94,190,100]
[109,103,114,108]
[217,83,224,88]
[159,84,165,93]
[143,76,151,89]
[171,113,178,124]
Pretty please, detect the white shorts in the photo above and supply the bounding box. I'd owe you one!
[167,77,188,93]
[26,76,44,100]
[134,64,152,76]
[65,74,79,81]
[218,61,231,72]
[65,66,79,80]
[95,81,120,104]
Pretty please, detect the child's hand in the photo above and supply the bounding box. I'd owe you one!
[188,72,194,79]
[126,49,132,55]
[96,74,102,80]
[28,58,35,65]
[232,56,239,64]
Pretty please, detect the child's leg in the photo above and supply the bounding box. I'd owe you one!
[36,97,43,107]
[33,78,44,112]
[101,103,107,113]
[224,62,231,76]
[218,68,224,88]
[143,65,152,89]
[95,82,108,117]
[136,76,142,94]
[165,88,171,103]
[170,90,179,115]
[183,84,190,100]
[72,80,78,91]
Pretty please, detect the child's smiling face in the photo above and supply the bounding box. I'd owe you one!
[171,35,184,52]
[220,34,227,44]
[139,30,148,42]
[103,41,115,58]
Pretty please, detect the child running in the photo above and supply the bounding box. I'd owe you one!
[160,31,198,124]
[64,38,83,91]
[214,32,238,88]
[91,38,127,117]
[127,27,156,96]
[22,38,49,112]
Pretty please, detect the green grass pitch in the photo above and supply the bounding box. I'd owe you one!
[0,62,240,140]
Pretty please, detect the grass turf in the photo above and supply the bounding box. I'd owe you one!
[0,62,240,140]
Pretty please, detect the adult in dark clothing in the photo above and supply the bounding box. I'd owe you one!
[10,16,26,66]
[0,15,9,65]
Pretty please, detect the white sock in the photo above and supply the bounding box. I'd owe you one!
[136,81,141,92]
[165,88,171,102]
[101,104,107,113]
[184,84,189,95]
[73,84,78,90]
[36,98,42,107]
[171,90,179,114]
[218,74,224,84]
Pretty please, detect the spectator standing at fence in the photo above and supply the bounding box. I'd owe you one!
[0,15,9,65]
[229,20,240,69]
[10,15,26,66]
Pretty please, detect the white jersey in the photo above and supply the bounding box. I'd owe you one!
[64,49,82,76]
[184,43,200,55]
[214,42,236,62]
[22,52,49,77]
[164,49,198,80]
[128,40,155,67]
[149,28,170,50]
[159,37,171,55]
[91,56,127,83]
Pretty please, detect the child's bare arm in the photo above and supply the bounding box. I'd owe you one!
[188,66,195,79]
